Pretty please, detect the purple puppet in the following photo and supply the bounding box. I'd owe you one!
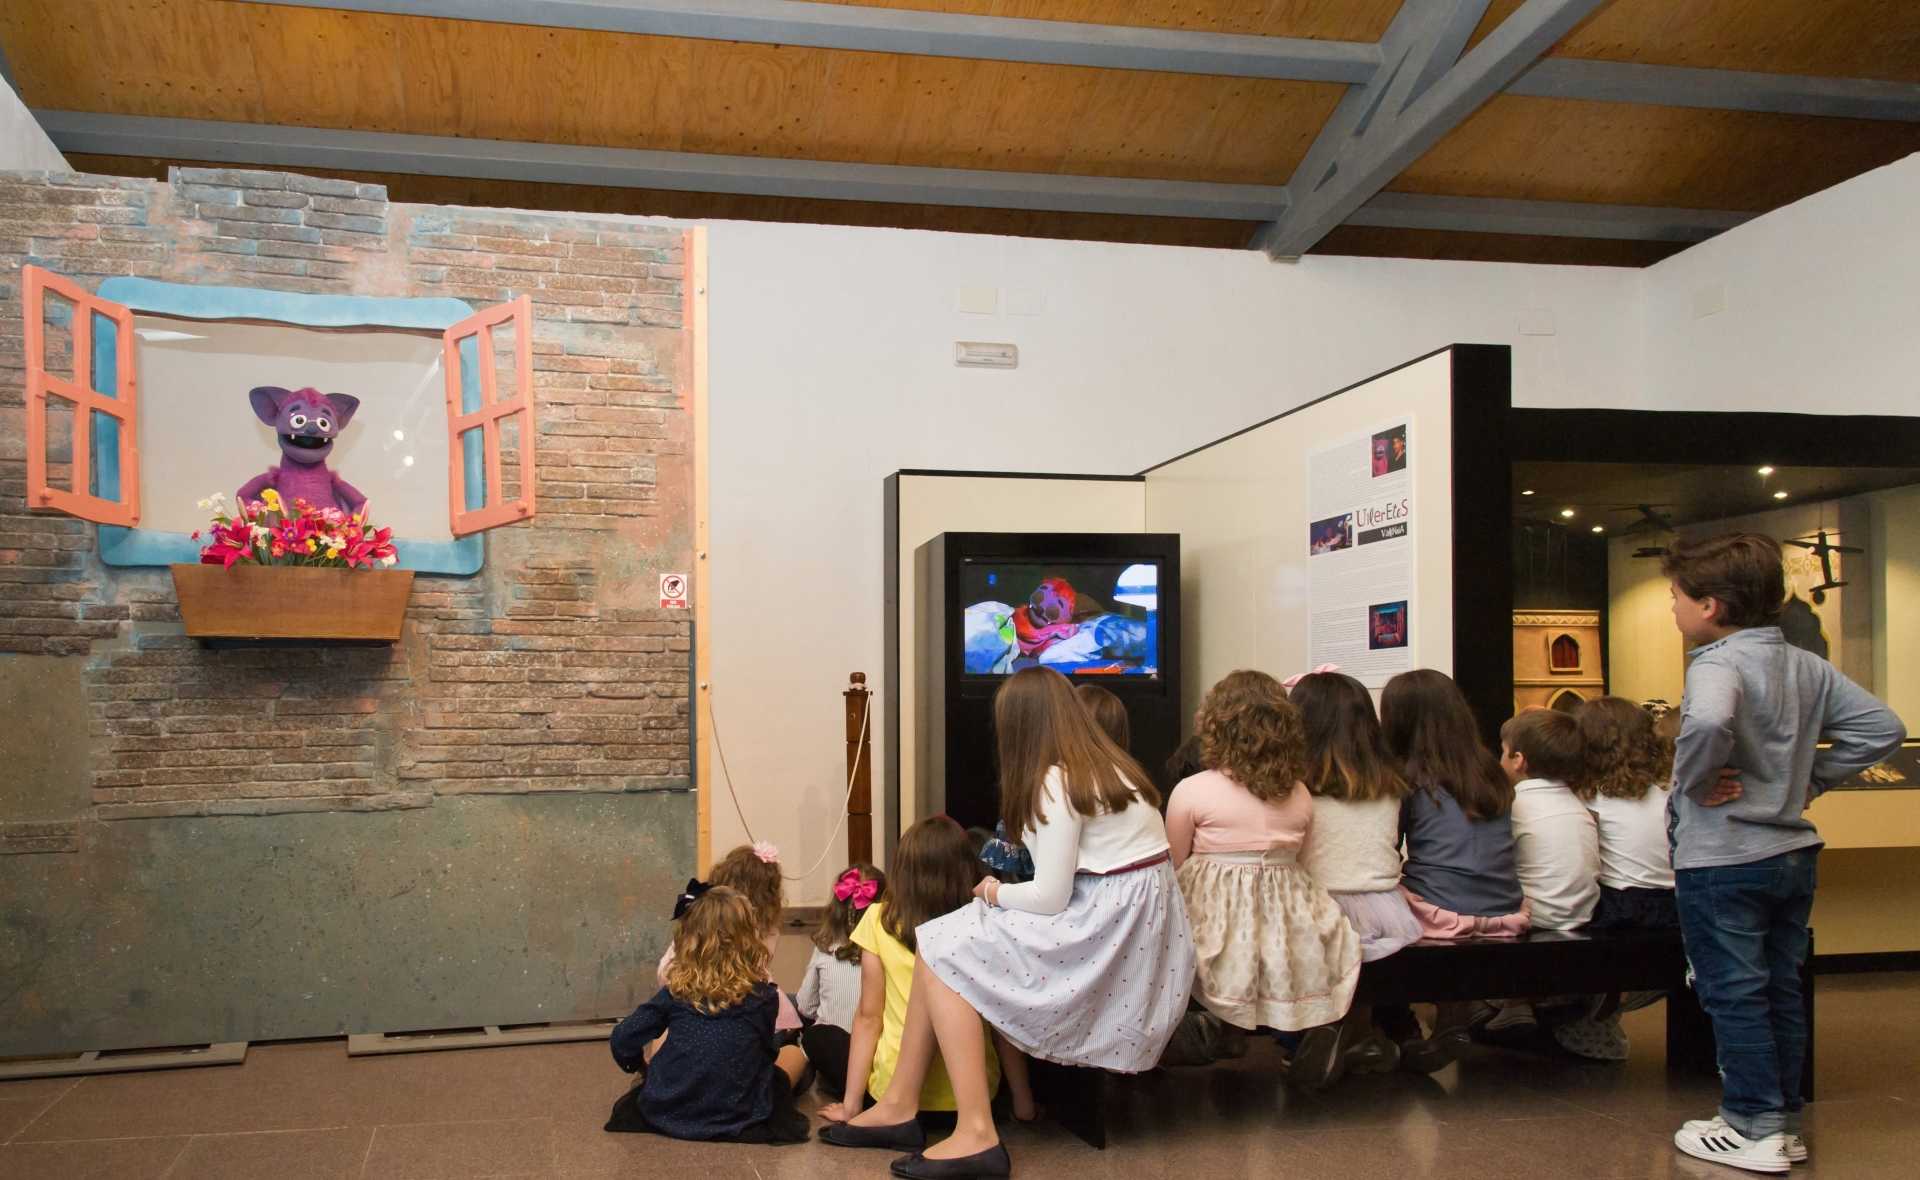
[236,386,367,516]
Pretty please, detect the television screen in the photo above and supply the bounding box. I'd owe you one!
[958,559,1160,677]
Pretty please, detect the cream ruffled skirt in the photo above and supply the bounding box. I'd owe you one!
[1177,850,1361,1031]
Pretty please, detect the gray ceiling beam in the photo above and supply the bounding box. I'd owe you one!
[1347,193,1750,242]
[234,0,1381,83]
[1253,0,1611,259]
[1512,58,1920,123]
[33,108,1746,245]
[32,109,1292,220]
[235,0,1920,121]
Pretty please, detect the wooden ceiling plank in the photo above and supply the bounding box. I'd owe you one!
[228,0,1383,82]
[1395,96,1920,212]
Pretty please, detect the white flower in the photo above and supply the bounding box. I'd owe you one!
[197,497,212,511]
[379,554,397,567]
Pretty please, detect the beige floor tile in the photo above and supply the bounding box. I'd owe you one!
[164,1126,373,1180]
[0,1135,190,1179]
[360,1117,555,1179]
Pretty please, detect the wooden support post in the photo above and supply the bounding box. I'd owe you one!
[845,672,873,864]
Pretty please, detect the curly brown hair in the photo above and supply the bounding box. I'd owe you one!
[1196,670,1306,803]
[813,862,885,963]
[665,886,769,1014]
[1574,696,1674,801]
[710,844,784,936]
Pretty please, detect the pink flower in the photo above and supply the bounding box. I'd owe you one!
[751,841,780,865]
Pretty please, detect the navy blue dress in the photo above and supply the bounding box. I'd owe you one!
[607,982,807,1144]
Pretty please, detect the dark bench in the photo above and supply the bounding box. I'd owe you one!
[1029,926,1816,1150]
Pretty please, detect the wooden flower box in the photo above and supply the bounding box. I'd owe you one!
[170,564,414,644]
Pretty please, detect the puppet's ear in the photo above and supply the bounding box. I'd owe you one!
[249,386,289,425]
[327,394,360,430]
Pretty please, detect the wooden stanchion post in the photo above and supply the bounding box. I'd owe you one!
[845,672,873,864]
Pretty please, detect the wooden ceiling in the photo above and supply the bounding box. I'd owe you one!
[6,0,1920,264]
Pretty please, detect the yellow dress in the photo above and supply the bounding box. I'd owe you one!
[849,903,1000,1111]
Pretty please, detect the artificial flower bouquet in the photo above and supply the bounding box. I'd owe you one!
[193,488,399,570]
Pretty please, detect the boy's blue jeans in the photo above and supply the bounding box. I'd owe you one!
[1674,847,1818,1140]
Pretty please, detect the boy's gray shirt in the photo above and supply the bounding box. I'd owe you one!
[1671,626,1906,870]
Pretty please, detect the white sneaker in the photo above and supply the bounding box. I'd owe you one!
[1674,1118,1792,1173]
[1681,1117,1808,1165]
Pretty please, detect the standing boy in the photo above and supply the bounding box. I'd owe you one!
[1664,533,1905,1174]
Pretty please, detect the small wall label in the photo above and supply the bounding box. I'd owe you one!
[660,573,689,609]
[955,341,1019,369]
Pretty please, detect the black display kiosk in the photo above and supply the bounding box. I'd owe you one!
[915,531,1181,832]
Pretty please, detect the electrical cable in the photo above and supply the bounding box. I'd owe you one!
[706,684,872,884]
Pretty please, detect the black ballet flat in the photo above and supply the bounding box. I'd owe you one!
[889,1144,1012,1179]
[818,1119,927,1152]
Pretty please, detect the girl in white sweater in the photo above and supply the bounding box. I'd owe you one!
[820,667,1194,1179]
[1292,671,1423,961]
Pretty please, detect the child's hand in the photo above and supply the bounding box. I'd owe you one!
[1701,767,1744,806]
[972,876,1001,905]
[820,1100,856,1123]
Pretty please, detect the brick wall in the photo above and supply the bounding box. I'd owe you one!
[0,167,694,828]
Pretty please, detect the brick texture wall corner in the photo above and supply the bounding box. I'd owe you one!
[0,169,693,827]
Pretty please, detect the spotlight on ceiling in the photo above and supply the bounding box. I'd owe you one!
[1758,465,1776,476]
[1774,490,1790,500]
[1521,489,1536,496]
[1560,508,1576,518]
[1591,525,1605,533]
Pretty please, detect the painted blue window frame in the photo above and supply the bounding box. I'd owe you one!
[93,278,488,576]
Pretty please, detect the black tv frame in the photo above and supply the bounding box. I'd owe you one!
[918,531,1181,834]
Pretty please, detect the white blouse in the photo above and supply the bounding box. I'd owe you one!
[993,766,1170,916]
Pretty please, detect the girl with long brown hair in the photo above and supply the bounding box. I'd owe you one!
[607,886,810,1144]
[1291,670,1422,965]
[1166,669,1362,1087]
[822,667,1193,1179]
[1379,669,1529,1071]
[818,820,1007,1134]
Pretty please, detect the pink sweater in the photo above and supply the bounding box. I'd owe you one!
[1166,769,1312,867]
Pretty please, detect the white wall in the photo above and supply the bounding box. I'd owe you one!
[704,223,1640,902]
[1641,153,1920,415]
[1146,350,1454,718]
[1,81,67,171]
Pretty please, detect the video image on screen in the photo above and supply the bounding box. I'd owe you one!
[959,560,1160,677]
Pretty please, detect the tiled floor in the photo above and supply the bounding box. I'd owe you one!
[2,970,1914,1179]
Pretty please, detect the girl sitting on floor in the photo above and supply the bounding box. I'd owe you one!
[821,819,1012,1132]
[657,842,802,1042]
[1167,670,1362,1089]
[607,885,810,1144]
[797,861,885,1100]
[1380,668,1530,1071]
[822,667,1194,1179]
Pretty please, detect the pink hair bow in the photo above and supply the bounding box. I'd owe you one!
[751,841,780,864]
[833,868,879,909]
[1282,663,1340,689]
